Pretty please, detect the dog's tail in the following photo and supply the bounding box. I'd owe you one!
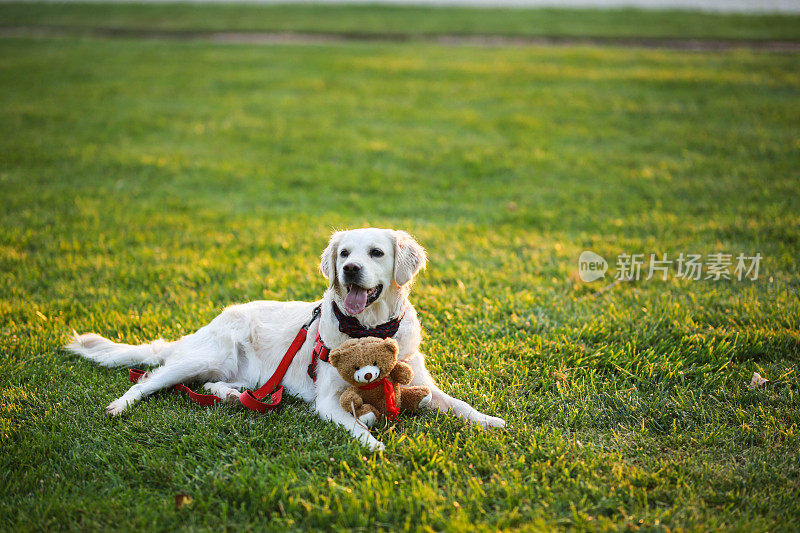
[65,333,174,368]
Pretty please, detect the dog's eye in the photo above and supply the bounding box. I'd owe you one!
[370,249,384,258]
[340,250,350,257]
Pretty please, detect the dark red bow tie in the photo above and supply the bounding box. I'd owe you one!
[331,302,403,339]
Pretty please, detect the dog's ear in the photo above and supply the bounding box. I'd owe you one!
[320,231,343,288]
[393,230,427,286]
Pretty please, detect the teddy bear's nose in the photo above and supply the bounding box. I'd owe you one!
[364,372,373,381]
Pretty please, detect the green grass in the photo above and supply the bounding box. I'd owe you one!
[1,29,800,531]
[2,2,800,41]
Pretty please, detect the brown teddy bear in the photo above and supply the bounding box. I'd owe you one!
[329,337,432,426]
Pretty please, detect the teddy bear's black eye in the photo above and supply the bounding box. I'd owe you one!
[354,366,359,371]
[372,362,377,366]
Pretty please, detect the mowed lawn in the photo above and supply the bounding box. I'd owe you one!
[1,27,799,531]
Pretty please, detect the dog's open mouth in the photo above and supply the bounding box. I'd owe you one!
[344,284,383,315]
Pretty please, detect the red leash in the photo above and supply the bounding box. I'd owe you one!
[128,305,321,413]
[129,368,223,406]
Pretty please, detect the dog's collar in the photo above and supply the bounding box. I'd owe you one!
[331,301,404,339]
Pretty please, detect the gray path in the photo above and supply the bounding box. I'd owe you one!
[8,0,800,14]
[3,25,799,50]
[242,0,800,14]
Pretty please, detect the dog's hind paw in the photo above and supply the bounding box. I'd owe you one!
[225,390,242,404]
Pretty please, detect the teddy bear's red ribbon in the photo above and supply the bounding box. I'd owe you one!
[359,378,400,420]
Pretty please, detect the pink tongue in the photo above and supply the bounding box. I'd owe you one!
[344,286,368,315]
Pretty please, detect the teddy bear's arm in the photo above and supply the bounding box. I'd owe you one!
[339,388,364,414]
[390,361,414,385]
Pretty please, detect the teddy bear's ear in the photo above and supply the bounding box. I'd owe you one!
[380,338,399,360]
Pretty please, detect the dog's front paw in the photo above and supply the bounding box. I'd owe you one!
[357,432,385,452]
[358,411,377,428]
[418,392,433,409]
[105,398,130,417]
[471,413,506,430]
[482,415,506,429]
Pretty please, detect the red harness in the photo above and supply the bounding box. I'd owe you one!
[128,305,321,413]
[306,334,330,381]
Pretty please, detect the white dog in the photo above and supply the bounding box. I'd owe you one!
[67,228,505,450]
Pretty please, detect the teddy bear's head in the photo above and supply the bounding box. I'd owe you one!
[329,336,398,386]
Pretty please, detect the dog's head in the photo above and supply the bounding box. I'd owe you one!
[320,228,426,316]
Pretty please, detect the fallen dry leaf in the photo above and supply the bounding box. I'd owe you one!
[749,372,769,388]
[175,493,193,509]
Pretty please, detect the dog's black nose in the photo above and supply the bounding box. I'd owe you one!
[364,373,373,381]
[343,263,361,274]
